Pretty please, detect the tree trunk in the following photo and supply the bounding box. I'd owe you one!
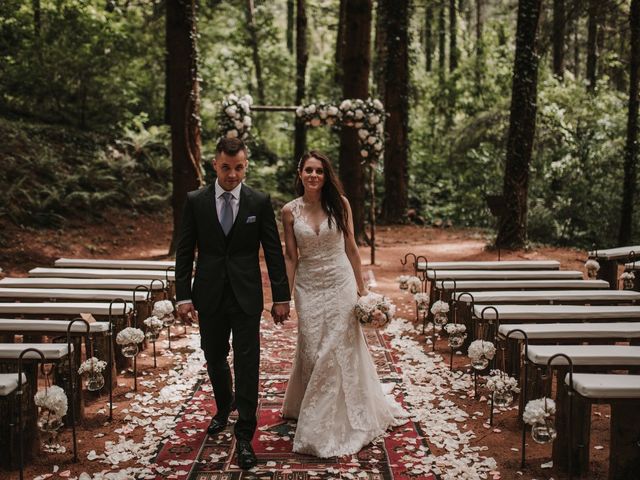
[573,14,580,77]
[619,0,640,245]
[475,0,484,93]
[32,0,41,39]
[553,0,565,79]
[496,0,543,249]
[335,0,347,84]
[245,0,265,104]
[379,0,409,223]
[287,0,294,54]
[340,0,372,242]
[294,0,308,164]
[374,0,387,98]
[586,0,599,91]
[449,0,458,72]
[167,0,202,255]
[438,1,446,74]
[425,2,434,72]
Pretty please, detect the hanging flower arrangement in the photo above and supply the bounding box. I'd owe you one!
[35,385,68,434]
[486,369,520,407]
[218,94,253,139]
[414,293,430,313]
[406,276,422,294]
[397,275,410,291]
[523,397,557,444]
[144,315,165,341]
[620,271,636,290]
[153,300,176,327]
[584,259,600,279]
[467,340,496,370]
[444,323,467,348]
[78,357,107,392]
[431,300,450,326]
[116,327,145,358]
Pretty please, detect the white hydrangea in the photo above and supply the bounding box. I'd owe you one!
[152,300,174,319]
[486,369,520,393]
[406,275,422,294]
[35,385,68,418]
[116,327,145,345]
[431,300,450,315]
[444,323,466,335]
[523,397,556,426]
[467,340,496,362]
[78,357,107,375]
[414,292,430,307]
[143,315,165,330]
[585,259,600,272]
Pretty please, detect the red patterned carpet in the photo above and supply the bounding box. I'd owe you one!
[154,317,435,479]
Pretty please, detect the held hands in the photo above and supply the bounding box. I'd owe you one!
[271,302,290,325]
[177,302,199,326]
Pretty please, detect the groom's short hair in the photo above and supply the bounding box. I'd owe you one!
[216,137,247,158]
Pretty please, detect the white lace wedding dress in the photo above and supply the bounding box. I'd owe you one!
[282,197,408,458]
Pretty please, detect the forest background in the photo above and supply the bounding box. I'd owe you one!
[0,0,638,252]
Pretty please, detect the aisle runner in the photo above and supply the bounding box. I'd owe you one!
[154,317,436,480]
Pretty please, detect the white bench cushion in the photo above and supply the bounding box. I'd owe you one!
[29,268,175,281]
[589,245,640,261]
[0,302,133,316]
[0,373,27,396]
[0,288,148,302]
[416,260,560,271]
[454,290,640,304]
[565,373,640,399]
[0,278,166,290]
[55,258,175,270]
[427,270,583,280]
[474,304,640,321]
[0,343,73,360]
[437,279,610,290]
[527,345,640,366]
[498,322,640,340]
[0,319,109,333]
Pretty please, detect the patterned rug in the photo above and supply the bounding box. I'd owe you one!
[154,317,435,480]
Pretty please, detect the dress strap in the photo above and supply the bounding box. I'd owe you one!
[290,197,304,220]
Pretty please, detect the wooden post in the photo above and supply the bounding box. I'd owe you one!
[609,401,640,479]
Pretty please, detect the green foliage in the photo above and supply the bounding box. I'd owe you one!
[0,117,171,227]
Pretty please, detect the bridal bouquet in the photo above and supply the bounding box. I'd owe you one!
[354,292,396,329]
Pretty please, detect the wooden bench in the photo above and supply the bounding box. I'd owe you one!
[589,245,640,290]
[0,373,27,469]
[55,258,175,270]
[416,260,561,272]
[526,346,640,475]
[473,304,640,323]
[0,277,166,291]
[454,289,640,305]
[29,267,175,281]
[0,343,73,464]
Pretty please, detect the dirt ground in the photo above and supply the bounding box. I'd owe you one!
[0,214,610,480]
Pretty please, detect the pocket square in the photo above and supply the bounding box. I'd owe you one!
[246,215,257,224]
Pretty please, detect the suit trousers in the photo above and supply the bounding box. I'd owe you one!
[199,282,261,441]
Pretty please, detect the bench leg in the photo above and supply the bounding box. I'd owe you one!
[553,370,591,475]
[609,402,640,480]
[597,259,618,290]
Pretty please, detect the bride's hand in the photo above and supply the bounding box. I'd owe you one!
[357,288,369,297]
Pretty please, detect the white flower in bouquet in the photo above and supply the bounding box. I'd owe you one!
[430,300,450,315]
[406,276,422,294]
[35,385,68,419]
[225,106,237,117]
[238,100,250,112]
[523,397,556,426]
[354,109,364,119]
[444,323,467,335]
[358,129,368,140]
[372,99,384,110]
[467,340,496,362]
[368,114,380,125]
[414,292,430,307]
[78,357,107,375]
[295,106,304,117]
[486,369,520,393]
[153,300,175,319]
[116,327,145,345]
[354,292,395,328]
[585,259,600,273]
[340,99,352,110]
[144,315,165,331]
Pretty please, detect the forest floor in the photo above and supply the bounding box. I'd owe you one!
[0,213,608,480]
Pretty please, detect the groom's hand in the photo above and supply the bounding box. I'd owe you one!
[271,302,290,324]
[177,302,199,326]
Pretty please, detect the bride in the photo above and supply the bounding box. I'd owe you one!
[281,150,407,458]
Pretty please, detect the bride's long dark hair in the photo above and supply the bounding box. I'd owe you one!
[295,151,349,236]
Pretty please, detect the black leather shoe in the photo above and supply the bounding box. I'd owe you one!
[236,440,257,470]
[207,417,228,436]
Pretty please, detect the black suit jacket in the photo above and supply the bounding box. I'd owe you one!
[175,183,290,317]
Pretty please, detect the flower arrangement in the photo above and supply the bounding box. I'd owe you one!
[354,292,396,328]
[35,385,68,419]
[444,323,466,335]
[430,300,450,316]
[621,271,636,289]
[78,357,107,375]
[406,276,422,294]
[523,397,556,425]
[414,292,430,311]
[153,300,176,326]
[486,370,520,393]
[295,98,385,163]
[116,327,145,345]
[218,94,253,140]
[397,275,410,290]
[144,315,165,331]
[585,259,600,279]
[468,340,496,370]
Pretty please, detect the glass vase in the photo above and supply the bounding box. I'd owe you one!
[624,278,635,290]
[434,312,448,327]
[587,269,597,280]
[471,356,489,370]
[163,314,176,327]
[38,409,63,434]
[399,281,408,291]
[145,329,160,342]
[448,333,466,349]
[493,389,514,407]
[87,372,105,392]
[531,422,557,444]
[121,343,139,358]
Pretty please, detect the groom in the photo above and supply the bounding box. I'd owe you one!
[175,137,290,470]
